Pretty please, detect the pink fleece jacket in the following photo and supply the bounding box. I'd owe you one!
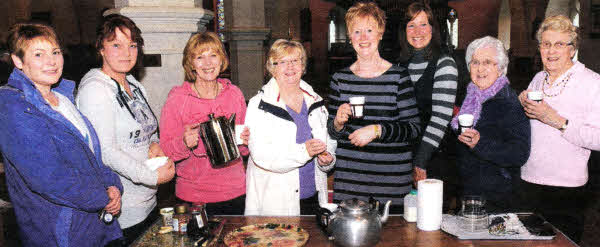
[159,78,248,203]
[521,62,600,187]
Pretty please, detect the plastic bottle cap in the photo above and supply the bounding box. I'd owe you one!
[410,189,417,195]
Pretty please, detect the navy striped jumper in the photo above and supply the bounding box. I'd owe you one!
[327,65,421,205]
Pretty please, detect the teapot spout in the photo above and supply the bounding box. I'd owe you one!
[380,200,392,224]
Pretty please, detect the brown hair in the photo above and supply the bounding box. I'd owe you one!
[7,23,60,63]
[398,2,443,63]
[182,32,229,82]
[536,15,579,50]
[345,2,386,34]
[95,14,144,57]
[265,39,307,77]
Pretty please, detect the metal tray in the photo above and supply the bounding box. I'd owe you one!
[440,213,556,240]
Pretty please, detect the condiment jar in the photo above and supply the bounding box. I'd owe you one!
[173,204,190,235]
[403,189,418,222]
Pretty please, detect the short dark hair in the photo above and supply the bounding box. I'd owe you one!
[7,23,60,62]
[95,14,144,55]
[398,2,443,63]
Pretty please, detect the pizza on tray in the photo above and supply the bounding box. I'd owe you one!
[223,223,309,247]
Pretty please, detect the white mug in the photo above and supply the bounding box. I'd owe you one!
[349,96,365,119]
[458,114,474,133]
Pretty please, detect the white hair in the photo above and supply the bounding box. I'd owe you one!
[465,36,509,76]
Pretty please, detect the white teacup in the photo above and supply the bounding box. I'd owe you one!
[235,124,246,145]
[527,91,543,103]
[349,96,365,119]
[458,114,474,133]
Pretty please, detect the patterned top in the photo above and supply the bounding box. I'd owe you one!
[408,50,458,169]
[327,65,421,205]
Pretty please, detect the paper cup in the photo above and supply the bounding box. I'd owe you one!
[527,91,543,102]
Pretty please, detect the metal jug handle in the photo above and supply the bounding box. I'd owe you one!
[316,207,334,240]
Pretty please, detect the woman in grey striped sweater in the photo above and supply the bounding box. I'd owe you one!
[398,3,458,183]
[327,2,421,210]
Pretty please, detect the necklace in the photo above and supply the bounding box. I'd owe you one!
[193,81,219,99]
[542,72,572,98]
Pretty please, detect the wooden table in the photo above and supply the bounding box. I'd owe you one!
[131,215,578,247]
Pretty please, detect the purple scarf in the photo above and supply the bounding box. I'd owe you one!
[451,75,509,130]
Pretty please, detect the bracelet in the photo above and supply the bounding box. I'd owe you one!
[374,124,381,139]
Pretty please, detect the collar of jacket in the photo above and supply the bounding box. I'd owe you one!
[257,77,325,122]
[6,68,103,157]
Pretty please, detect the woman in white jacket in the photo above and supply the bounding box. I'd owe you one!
[245,39,336,216]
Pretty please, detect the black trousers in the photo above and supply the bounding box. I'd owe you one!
[177,194,246,216]
[518,179,586,244]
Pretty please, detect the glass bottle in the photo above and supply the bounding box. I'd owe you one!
[173,204,190,235]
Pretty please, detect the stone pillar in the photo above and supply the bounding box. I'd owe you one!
[105,1,213,118]
[309,0,335,85]
[223,0,270,100]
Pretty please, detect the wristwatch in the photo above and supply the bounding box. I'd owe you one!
[559,119,569,132]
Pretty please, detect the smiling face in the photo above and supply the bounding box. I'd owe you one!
[192,49,223,83]
[406,11,432,50]
[348,17,383,58]
[469,46,500,90]
[12,38,64,90]
[271,51,304,87]
[100,27,138,78]
[539,30,575,76]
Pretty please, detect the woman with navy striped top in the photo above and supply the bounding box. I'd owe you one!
[327,2,421,212]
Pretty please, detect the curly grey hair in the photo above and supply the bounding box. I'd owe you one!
[465,36,509,76]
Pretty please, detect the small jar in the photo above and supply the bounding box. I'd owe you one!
[173,204,190,235]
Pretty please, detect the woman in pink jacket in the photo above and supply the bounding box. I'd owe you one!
[160,32,248,215]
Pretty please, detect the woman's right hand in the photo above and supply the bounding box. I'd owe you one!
[183,123,201,149]
[305,139,327,157]
[334,103,352,131]
[156,158,175,185]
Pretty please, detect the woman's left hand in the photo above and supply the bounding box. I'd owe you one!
[148,142,165,158]
[458,129,480,149]
[317,152,334,166]
[522,99,564,128]
[104,186,122,215]
[349,125,378,147]
[240,127,250,146]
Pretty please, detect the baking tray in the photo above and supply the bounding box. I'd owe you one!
[441,213,556,240]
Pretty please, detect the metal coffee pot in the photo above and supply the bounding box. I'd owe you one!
[317,198,392,247]
[198,113,240,168]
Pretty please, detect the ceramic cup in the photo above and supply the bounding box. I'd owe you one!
[349,96,365,119]
[458,114,474,134]
[527,91,543,103]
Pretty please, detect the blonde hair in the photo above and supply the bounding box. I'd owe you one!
[345,2,386,34]
[536,15,579,49]
[182,32,229,82]
[265,39,307,76]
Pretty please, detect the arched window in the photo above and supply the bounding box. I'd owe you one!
[217,0,225,41]
[498,0,511,49]
[446,9,458,50]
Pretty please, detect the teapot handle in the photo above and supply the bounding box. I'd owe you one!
[315,207,334,239]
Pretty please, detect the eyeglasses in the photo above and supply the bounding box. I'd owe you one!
[539,41,573,50]
[273,58,302,67]
[469,59,497,68]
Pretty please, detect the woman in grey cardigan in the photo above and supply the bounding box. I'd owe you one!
[76,14,175,245]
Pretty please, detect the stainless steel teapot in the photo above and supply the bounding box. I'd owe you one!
[198,113,240,168]
[317,198,392,247]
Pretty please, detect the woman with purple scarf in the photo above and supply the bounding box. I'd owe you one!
[451,36,530,213]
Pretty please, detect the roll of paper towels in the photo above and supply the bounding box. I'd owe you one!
[417,179,443,231]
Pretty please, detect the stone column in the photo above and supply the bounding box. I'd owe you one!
[105,1,213,118]
[223,0,270,100]
[309,0,335,85]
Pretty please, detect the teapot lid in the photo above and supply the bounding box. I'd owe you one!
[339,198,371,214]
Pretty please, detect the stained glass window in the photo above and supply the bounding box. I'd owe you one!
[217,0,225,41]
